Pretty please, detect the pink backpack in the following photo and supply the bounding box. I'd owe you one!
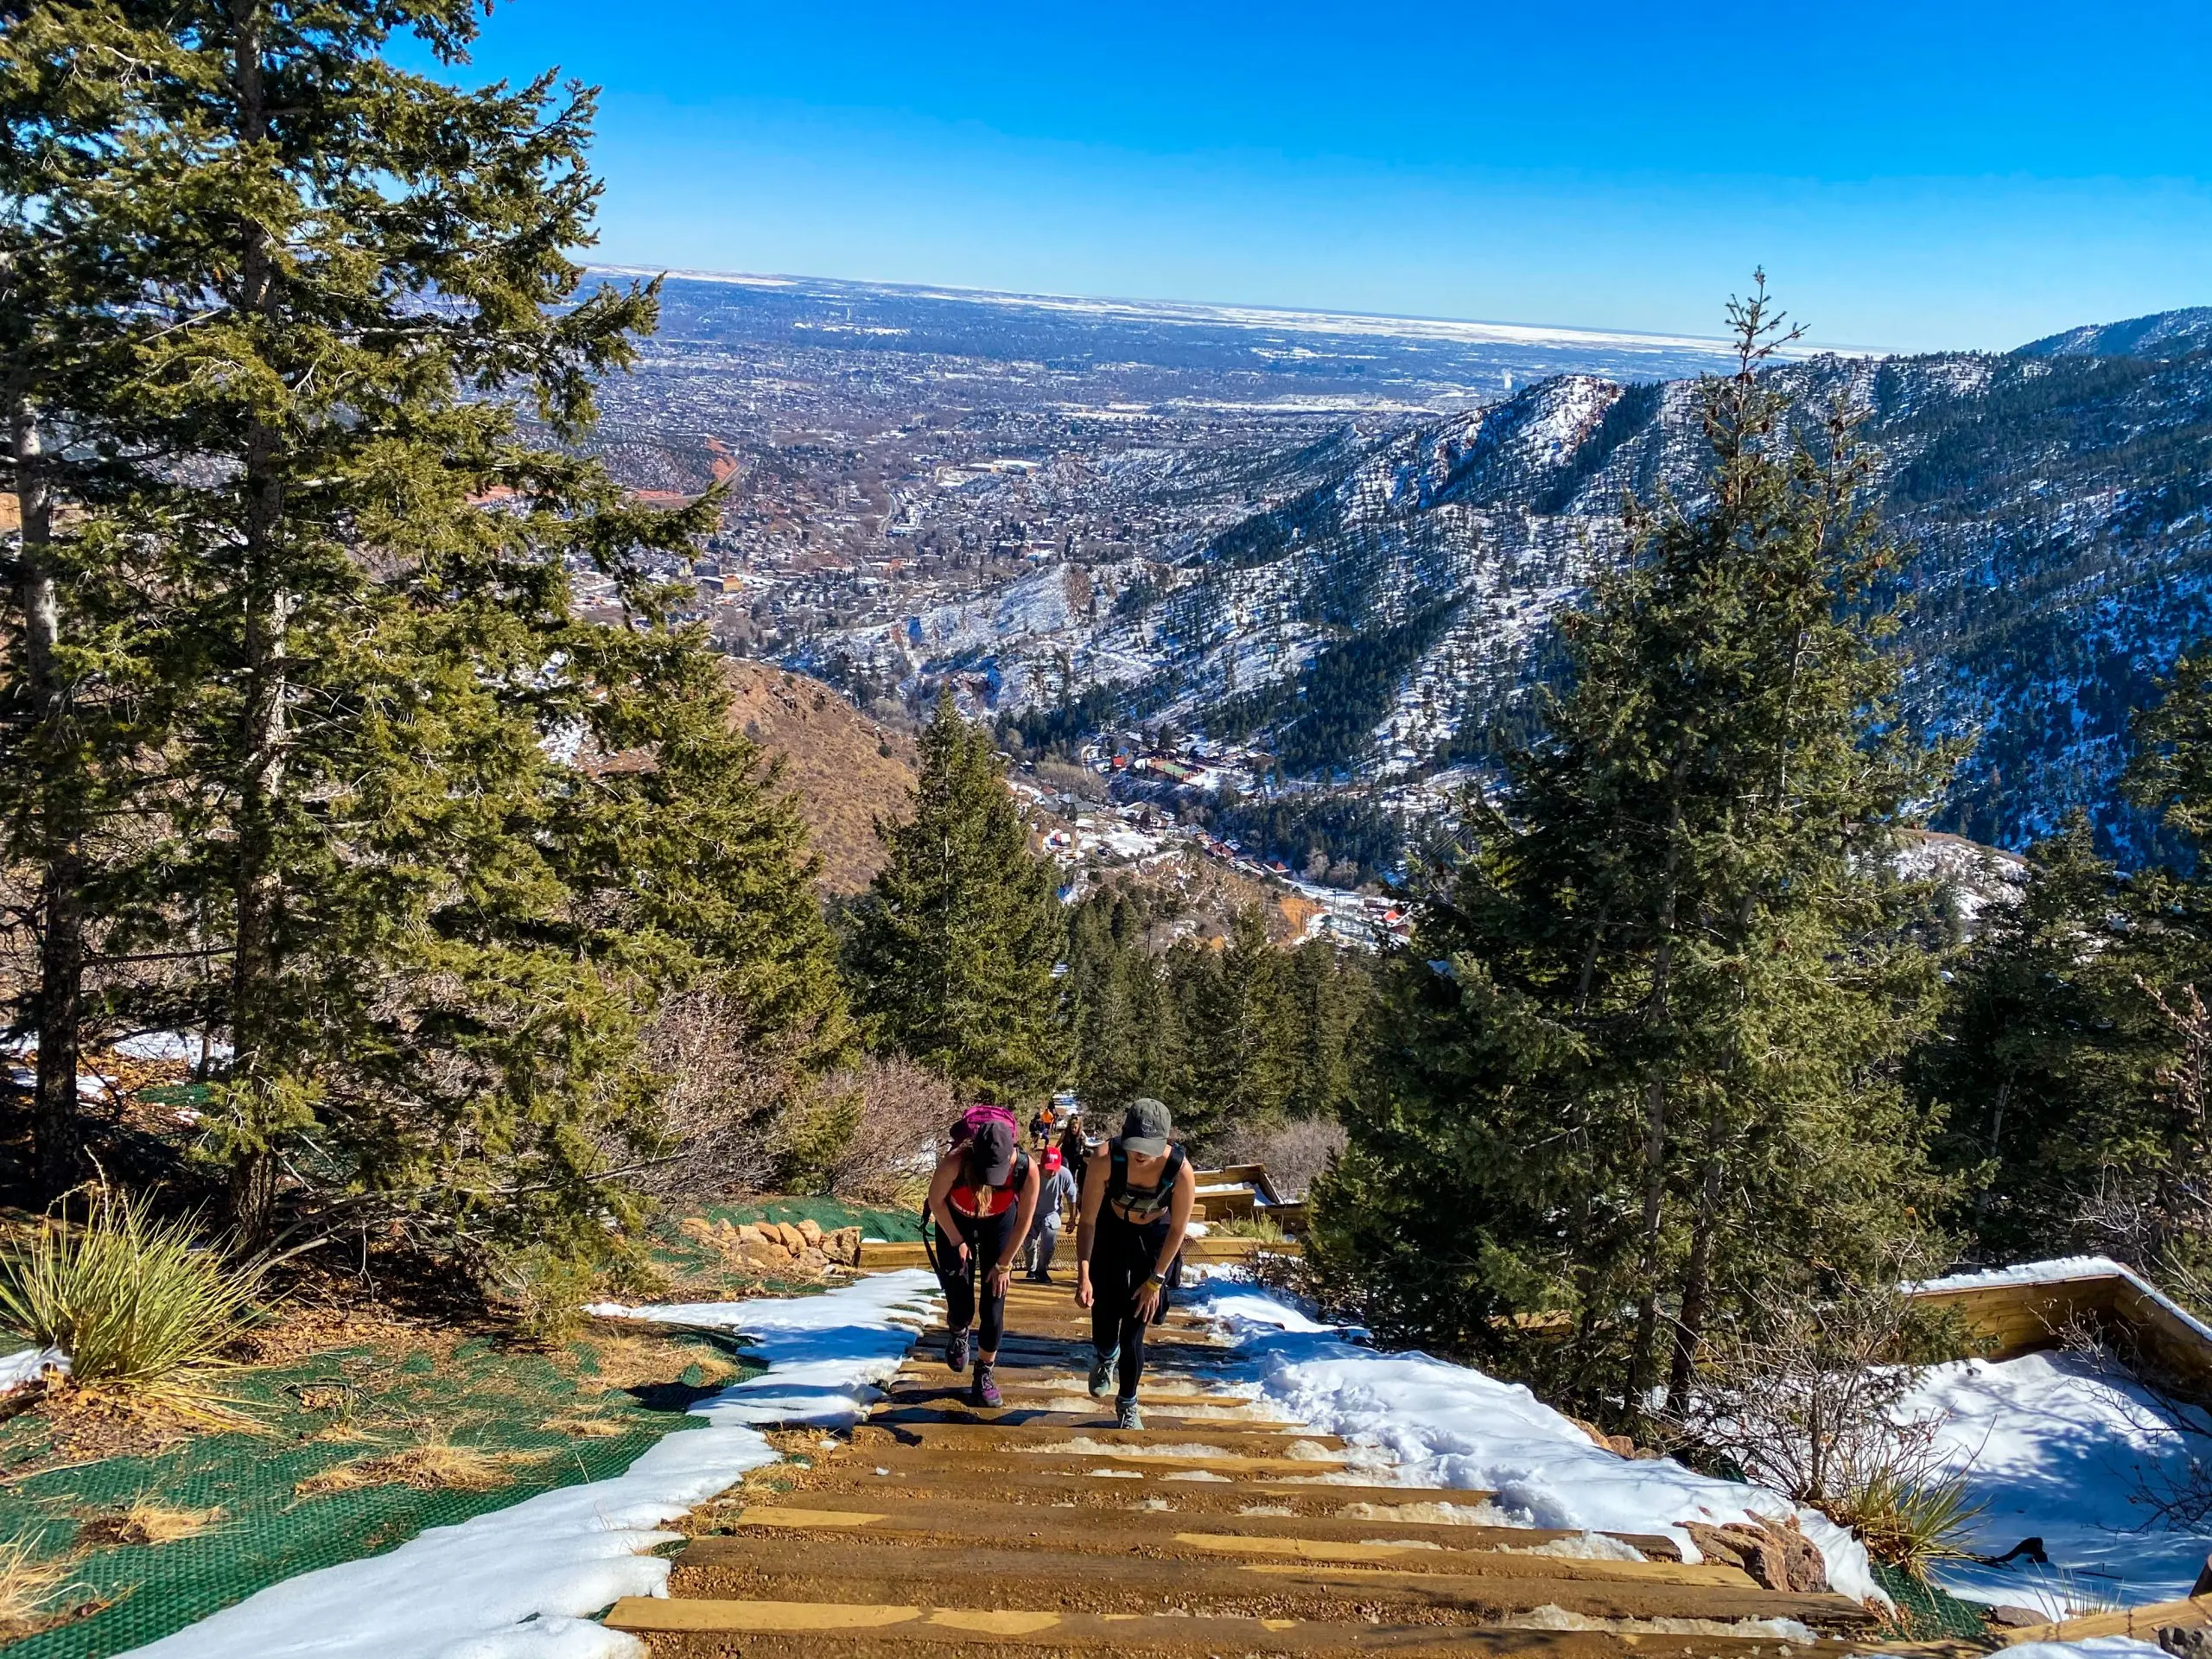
[950,1103,1019,1147]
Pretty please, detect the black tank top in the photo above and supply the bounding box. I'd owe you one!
[1106,1140,1185,1224]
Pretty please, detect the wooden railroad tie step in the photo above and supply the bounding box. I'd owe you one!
[607,1597,1842,1654]
[661,1535,1872,1625]
[701,1491,1679,1558]
[680,1522,1740,1587]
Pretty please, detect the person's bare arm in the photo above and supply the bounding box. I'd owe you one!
[1133,1160,1198,1320]
[1074,1150,1107,1308]
[993,1160,1041,1295]
[925,1153,966,1262]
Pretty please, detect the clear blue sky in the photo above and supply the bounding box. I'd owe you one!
[435,1,2212,353]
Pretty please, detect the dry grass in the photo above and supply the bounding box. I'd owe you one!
[579,1330,738,1394]
[0,1531,75,1630]
[78,1497,223,1548]
[538,1413,632,1439]
[295,1440,543,1497]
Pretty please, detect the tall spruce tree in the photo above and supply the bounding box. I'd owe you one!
[1315,278,1948,1423]
[846,687,1065,1098]
[0,0,849,1292]
[0,16,169,1195]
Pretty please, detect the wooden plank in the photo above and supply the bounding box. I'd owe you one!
[1166,1532,1750,1586]
[662,1537,1872,1624]
[607,1598,1850,1654]
[1997,1591,2211,1646]
[699,1491,1677,1557]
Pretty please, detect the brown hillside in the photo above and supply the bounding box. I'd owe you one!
[723,660,915,894]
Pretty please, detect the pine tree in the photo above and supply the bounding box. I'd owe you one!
[0,16,169,1194]
[1914,815,2126,1260]
[1,0,845,1294]
[1171,908,1293,1143]
[1316,277,1948,1424]
[846,687,1065,1099]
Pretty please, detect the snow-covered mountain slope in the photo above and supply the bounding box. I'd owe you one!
[804,313,2212,862]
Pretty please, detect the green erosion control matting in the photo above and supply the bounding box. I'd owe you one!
[1871,1561,1995,1641]
[0,1332,759,1658]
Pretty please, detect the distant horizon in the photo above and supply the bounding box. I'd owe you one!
[589,261,1896,360]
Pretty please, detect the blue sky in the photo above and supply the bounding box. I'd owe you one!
[437,1,2212,353]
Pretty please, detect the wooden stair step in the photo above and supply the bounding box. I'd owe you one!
[678,1522,1724,1586]
[661,1535,1871,1625]
[861,1413,1341,1447]
[609,1596,1852,1652]
[753,1457,1497,1514]
[693,1490,1678,1558]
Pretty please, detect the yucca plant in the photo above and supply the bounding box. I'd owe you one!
[0,1186,269,1394]
[1830,1465,1984,1582]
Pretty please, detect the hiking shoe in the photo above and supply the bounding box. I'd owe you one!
[1088,1350,1115,1397]
[945,1329,969,1373]
[970,1366,1002,1409]
[1116,1395,1144,1431]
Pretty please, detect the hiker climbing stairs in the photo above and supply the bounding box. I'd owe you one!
[606,1280,1880,1656]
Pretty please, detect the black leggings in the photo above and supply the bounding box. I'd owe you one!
[938,1207,1016,1355]
[1090,1211,1172,1400]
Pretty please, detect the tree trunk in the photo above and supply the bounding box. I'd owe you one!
[223,9,290,1243]
[1972,1075,2012,1230]
[11,393,86,1198]
[1627,777,1688,1413]
[1665,1125,1727,1412]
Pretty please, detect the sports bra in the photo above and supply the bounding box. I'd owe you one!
[950,1149,1032,1218]
[1106,1141,1185,1224]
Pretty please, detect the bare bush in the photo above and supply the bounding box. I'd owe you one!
[1205,1117,1347,1200]
[1662,1265,1982,1579]
[818,1055,954,1205]
[630,988,803,1200]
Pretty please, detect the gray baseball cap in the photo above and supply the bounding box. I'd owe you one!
[1121,1097,1173,1156]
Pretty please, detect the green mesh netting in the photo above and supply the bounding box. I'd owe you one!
[1871,1561,1996,1640]
[0,1331,757,1658]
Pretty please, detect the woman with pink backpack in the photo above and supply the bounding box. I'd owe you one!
[923,1103,1042,1408]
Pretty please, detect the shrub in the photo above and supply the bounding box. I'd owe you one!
[1205,1117,1346,1200]
[0,1186,269,1393]
[1209,1213,1288,1243]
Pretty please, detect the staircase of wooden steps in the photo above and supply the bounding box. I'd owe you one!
[606,1281,1879,1658]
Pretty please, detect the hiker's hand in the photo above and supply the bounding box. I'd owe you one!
[954,1239,969,1268]
[1134,1280,1161,1320]
[990,1262,1014,1297]
[1076,1275,1094,1309]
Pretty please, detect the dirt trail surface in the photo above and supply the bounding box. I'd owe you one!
[609,1281,1879,1659]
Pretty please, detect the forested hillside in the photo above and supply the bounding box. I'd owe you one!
[820,316,2212,863]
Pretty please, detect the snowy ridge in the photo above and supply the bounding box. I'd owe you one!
[1186,1281,1888,1608]
[124,1271,940,1659]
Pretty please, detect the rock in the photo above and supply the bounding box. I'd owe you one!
[1748,1515,1828,1595]
[828,1225,862,1266]
[1681,1517,1826,1595]
[775,1221,808,1254]
[1986,1605,2050,1630]
[1681,1522,1747,1573]
[796,1217,823,1246]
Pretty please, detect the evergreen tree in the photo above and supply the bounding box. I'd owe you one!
[1914,815,2126,1261]
[1315,277,1948,1424]
[0,0,847,1296]
[847,688,1065,1098]
[1172,908,1293,1142]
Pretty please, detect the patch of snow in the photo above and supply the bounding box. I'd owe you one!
[1967,1643,2169,1659]
[123,1270,940,1658]
[1190,1281,1887,1607]
[1906,1349,2212,1615]
[0,1346,67,1395]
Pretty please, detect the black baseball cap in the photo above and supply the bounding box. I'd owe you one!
[1121,1098,1172,1156]
[971,1118,1017,1185]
